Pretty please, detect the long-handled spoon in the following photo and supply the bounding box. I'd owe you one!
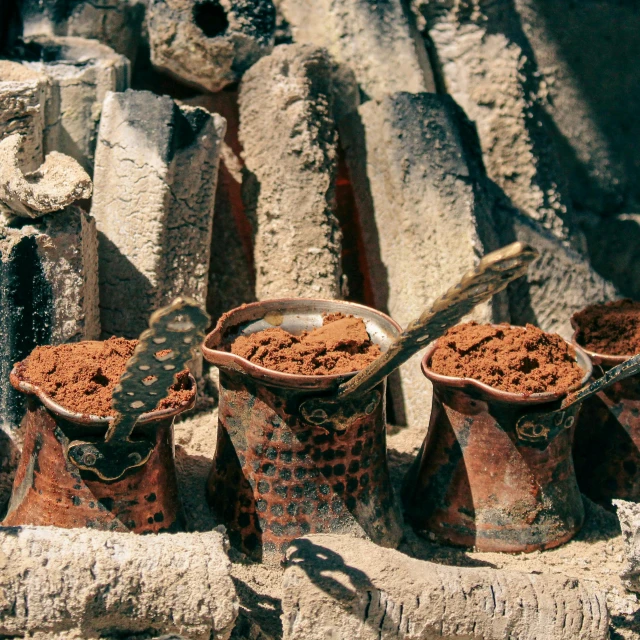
[300,241,539,431]
[66,297,210,481]
[516,352,640,445]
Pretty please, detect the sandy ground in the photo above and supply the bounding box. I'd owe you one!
[175,395,640,640]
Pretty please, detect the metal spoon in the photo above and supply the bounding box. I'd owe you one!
[515,352,640,446]
[66,297,210,481]
[300,241,539,431]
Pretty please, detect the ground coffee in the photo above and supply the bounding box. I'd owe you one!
[19,337,194,416]
[230,313,381,375]
[573,299,640,355]
[429,322,583,394]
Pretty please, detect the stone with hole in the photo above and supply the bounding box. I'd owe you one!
[147,0,276,93]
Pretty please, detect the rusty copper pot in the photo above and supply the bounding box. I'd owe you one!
[403,330,592,553]
[3,351,196,533]
[571,314,640,508]
[202,298,404,561]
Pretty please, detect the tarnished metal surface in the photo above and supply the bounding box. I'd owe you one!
[203,298,403,561]
[571,317,640,507]
[403,335,592,553]
[3,398,185,532]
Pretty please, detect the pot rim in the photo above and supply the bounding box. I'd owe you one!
[10,358,197,426]
[570,311,633,364]
[421,324,593,405]
[201,298,403,390]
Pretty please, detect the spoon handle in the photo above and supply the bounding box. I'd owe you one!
[562,352,640,411]
[336,241,539,401]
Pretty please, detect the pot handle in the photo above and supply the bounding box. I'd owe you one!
[66,298,210,481]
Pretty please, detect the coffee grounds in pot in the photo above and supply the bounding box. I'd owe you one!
[429,322,583,394]
[230,312,381,375]
[573,299,640,356]
[19,337,194,416]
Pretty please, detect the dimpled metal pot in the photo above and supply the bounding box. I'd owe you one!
[403,331,592,552]
[202,298,404,561]
[571,313,640,508]
[3,352,195,533]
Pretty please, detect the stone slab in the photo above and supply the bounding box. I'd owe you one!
[0,526,238,639]
[281,534,610,640]
[239,44,342,300]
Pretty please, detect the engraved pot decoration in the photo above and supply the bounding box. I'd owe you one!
[403,331,592,553]
[202,299,403,561]
[571,313,640,508]
[3,348,196,533]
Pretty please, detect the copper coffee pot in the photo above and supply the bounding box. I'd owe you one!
[3,298,209,533]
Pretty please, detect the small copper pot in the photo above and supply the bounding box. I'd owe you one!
[3,352,195,533]
[403,331,592,552]
[202,299,403,561]
[571,314,640,507]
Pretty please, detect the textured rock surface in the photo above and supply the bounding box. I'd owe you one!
[341,92,505,430]
[281,534,610,640]
[495,200,618,338]
[514,0,640,213]
[279,0,434,105]
[415,0,579,247]
[0,526,238,640]
[0,206,100,431]
[20,0,146,63]
[615,500,640,595]
[240,44,342,300]
[23,35,130,173]
[92,89,225,338]
[0,134,92,218]
[147,0,276,93]
[0,61,48,174]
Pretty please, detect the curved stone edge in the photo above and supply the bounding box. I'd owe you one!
[0,134,92,219]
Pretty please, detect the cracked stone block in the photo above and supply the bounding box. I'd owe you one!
[614,500,640,595]
[279,0,435,106]
[341,92,506,430]
[414,0,580,247]
[147,0,276,93]
[0,526,238,640]
[20,0,146,64]
[92,89,226,339]
[0,134,92,218]
[514,0,640,213]
[0,61,48,174]
[22,35,130,174]
[240,44,342,300]
[281,535,610,640]
[0,206,100,432]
